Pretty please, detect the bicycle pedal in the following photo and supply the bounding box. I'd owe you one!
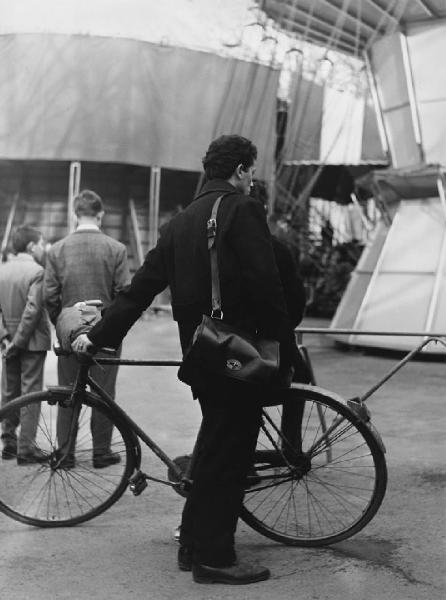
[171,478,191,499]
[129,471,148,496]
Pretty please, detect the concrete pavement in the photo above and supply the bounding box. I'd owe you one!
[0,314,445,599]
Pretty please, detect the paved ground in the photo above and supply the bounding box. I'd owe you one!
[0,313,445,599]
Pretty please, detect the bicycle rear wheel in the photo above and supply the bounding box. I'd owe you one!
[241,385,387,546]
[0,390,135,527]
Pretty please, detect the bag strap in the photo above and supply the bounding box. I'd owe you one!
[206,194,226,319]
[194,188,232,203]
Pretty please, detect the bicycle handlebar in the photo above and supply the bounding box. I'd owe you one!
[53,343,116,357]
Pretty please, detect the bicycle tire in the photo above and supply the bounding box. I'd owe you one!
[241,384,387,546]
[0,390,135,527]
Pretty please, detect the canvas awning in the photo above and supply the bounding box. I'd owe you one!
[357,164,446,200]
[0,33,279,179]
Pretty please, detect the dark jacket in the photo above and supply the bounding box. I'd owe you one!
[271,236,306,329]
[88,180,296,360]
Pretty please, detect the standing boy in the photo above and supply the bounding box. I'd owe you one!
[0,225,51,463]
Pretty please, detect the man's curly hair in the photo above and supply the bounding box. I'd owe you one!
[202,135,257,180]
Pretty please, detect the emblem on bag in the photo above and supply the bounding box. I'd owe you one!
[226,359,242,371]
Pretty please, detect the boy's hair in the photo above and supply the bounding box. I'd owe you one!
[73,190,103,217]
[202,135,257,180]
[11,225,42,254]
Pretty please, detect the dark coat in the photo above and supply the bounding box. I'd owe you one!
[271,236,306,329]
[88,179,296,360]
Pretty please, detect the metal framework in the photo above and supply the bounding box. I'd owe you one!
[258,0,446,56]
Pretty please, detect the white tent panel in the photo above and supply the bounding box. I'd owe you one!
[283,77,385,165]
[408,20,446,165]
[379,200,444,272]
[332,192,446,353]
[383,106,420,169]
[371,35,410,111]
[320,87,364,164]
[370,33,420,168]
[351,272,434,350]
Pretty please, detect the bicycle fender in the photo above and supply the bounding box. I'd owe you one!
[287,383,386,454]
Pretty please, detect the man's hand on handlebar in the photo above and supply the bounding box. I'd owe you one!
[72,333,95,354]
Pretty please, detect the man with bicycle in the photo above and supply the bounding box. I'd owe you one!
[73,135,297,585]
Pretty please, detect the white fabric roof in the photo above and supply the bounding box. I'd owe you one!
[0,0,254,56]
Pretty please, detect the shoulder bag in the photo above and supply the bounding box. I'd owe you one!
[178,194,284,389]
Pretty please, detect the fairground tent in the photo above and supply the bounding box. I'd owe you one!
[261,0,446,351]
[0,0,386,265]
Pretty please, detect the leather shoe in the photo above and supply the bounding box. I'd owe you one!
[192,561,270,585]
[178,546,193,571]
[17,449,48,465]
[2,444,17,460]
[93,452,121,469]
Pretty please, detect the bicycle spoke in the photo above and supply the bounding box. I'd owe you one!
[242,388,386,546]
[0,392,133,526]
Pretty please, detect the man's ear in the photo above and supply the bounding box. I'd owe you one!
[235,164,245,179]
[25,241,34,255]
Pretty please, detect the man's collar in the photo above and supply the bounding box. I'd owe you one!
[75,224,101,232]
[199,179,237,195]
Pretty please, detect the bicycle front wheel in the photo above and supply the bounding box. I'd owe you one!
[241,385,387,546]
[0,390,135,527]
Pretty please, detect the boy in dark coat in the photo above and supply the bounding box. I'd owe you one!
[73,135,298,584]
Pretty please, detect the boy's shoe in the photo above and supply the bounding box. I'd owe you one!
[1,444,17,460]
[192,561,270,585]
[178,546,193,572]
[17,449,48,465]
[93,452,121,469]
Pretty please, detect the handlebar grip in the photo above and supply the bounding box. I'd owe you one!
[83,299,103,308]
[53,343,116,357]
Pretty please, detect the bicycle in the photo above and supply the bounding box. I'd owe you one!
[0,338,388,548]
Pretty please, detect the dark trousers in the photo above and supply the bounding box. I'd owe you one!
[56,349,120,455]
[179,385,263,566]
[1,351,46,453]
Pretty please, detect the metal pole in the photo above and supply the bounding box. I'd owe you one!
[267,168,276,217]
[67,162,81,233]
[400,32,425,163]
[363,49,390,162]
[148,166,161,250]
[1,192,19,254]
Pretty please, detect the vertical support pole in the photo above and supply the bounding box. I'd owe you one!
[400,33,424,163]
[437,175,446,222]
[267,169,276,217]
[148,166,161,250]
[1,193,19,256]
[68,162,81,233]
[363,49,390,163]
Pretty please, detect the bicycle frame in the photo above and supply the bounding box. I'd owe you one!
[56,352,318,495]
[295,328,446,403]
[58,354,187,491]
